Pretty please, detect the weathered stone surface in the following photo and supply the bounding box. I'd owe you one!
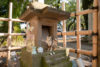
[20,49,72,67]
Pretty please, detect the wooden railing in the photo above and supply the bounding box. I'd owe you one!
[0,2,26,67]
[60,0,98,67]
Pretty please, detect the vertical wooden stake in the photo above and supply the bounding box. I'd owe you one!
[76,0,81,58]
[7,2,13,67]
[92,0,98,67]
[62,1,67,48]
[98,0,100,67]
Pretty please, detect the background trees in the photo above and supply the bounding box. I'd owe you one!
[82,0,93,30]
[0,0,30,46]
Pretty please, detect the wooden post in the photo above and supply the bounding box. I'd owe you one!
[92,0,98,67]
[7,2,13,67]
[76,0,81,58]
[62,1,67,48]
[98,0,100,67]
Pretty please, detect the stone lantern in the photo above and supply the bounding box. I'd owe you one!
[20,2,70,50]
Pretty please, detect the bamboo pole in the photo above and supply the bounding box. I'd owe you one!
[0,33,26,36]
[56,47,92,56]
[69,48,92,56]
[0,18,9,21]
[92,0,98,67]
[76,0,81,58]
[0,46,26,52]
[77,30,92,35]
[12,18,25,22]
[57,31,75,36]
[10,46,26,50]
[70,9,96,17]
[0,33,8,36]
[0,48,8,52]
[62,1,67,48]
[57,30,92,36]
[7,2,13,67]
[0,17,25,22]
[11,33,26,36]
[97,0,100,66]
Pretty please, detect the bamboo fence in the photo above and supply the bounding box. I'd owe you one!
[0,0,99,67]
[58,0,98,67]
[61,1,67,48]
[0,2,26,67]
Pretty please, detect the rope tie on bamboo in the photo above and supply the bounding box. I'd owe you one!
[92,32,98,36]
[75,12,77,16]
[90,6,98,10]
[92,56,98,60]
[75,49,77,53]
[75,30,77,36]
[8,46,11,51]
[60,32,63,37]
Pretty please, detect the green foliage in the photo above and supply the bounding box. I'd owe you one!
[13,22,21,33]
[0,0,9,17]
[65,0,76,12]
[65,0,76,31]
[45,0,61,8]
[0,36,7,47]
[11,0,30,18]
[64,0,87,31]
[0,0,30,46]
[12,36,25,47]
[45,0,91,31]
[45,0,77,31]
[82,0,93,30]
[0,0,30,32]
[0,0,9,35]
[11,0,30,33]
